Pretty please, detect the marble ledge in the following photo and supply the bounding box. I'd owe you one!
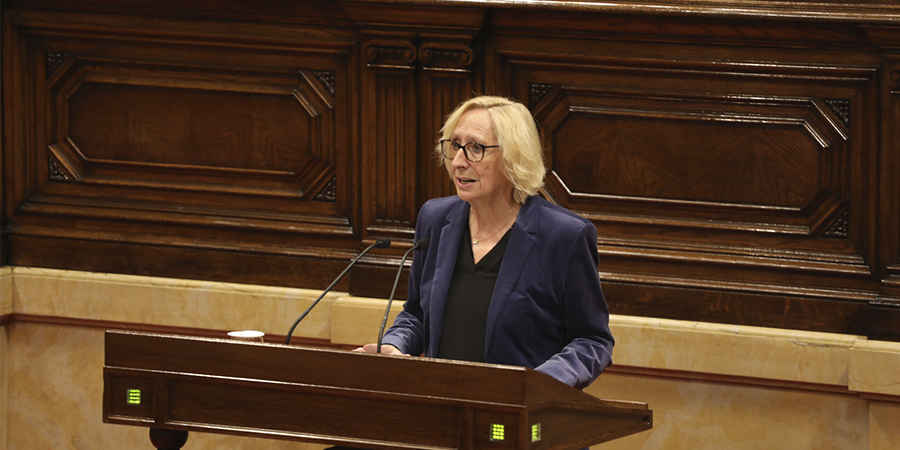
[849,339,900,397]
[3,266,900,400]
[335,297,900,400]
[610,315,860,387]
[5,266,340,341]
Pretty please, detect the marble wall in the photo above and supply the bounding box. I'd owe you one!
[1,267,899,450]
[1,268,12,450]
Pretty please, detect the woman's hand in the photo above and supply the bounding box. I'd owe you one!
[352,343,410,356]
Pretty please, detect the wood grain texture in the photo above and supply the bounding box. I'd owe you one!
[103,331,651,449]
[3,0,900,340]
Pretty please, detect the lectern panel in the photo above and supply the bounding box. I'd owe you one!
[166,379,463,447]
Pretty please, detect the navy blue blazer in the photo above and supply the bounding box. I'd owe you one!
[381,195,614,389]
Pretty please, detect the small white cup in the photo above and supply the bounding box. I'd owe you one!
[227,330,265,343]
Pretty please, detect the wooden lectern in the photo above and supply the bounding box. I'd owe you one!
[103,331,651,450]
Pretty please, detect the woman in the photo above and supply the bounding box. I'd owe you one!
[356,96,613,389]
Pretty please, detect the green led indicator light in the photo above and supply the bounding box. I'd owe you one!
[126,389,141,405]
[490,424,505,442]
[531,423,541,442]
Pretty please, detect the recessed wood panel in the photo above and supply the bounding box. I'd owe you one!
[167,379,461,446]
[553,114,821,207]
[49,59,336,201]
[68,83,312,170]
[536,88,850,233]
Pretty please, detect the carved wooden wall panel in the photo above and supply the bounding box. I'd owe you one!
[2,5,361,288]
[484,18,894,334]
[4,0,900,339]
[348,2,483,250]
[361,38,420,240]
[50,61,337,203]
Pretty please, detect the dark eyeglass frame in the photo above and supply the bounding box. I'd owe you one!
[439,139,501,163]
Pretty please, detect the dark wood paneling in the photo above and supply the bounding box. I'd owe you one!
[867,300,900,341]
[484,16,892,337]
[3,4,361,266]
[604,281,870,336]
[360,37,420,240]
[417,41,479,206]
[4,0,900,340]
[7,235,356,290]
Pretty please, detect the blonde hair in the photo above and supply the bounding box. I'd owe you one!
[437,96,545,204]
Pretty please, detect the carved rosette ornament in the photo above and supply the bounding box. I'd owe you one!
[365,41,417,68]
[48,156,72,182]
[529,83,555,108]
[823,211,849,239]
[312,71,335,95]
[824,99,850,127]
[314,177,337,202]
[46,53,69,78]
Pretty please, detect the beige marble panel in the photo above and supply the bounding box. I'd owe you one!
[8,322,147,448]
[869,401,900,450]
[1,324,8,450]
[5,321,329,450]
[330,296,404,346]
[1,268,11,450]
[10,267,336,340]
[331,300,876,389]
[609,315,859,386]
[848,340,900,397]
[587,371,869,450]
[7,267,900,408]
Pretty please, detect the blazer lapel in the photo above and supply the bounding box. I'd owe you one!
[484,197,539,354]
[427,200,469,357]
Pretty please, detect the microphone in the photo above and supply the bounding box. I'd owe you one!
[285,238,391,344]
[376,237,430,354]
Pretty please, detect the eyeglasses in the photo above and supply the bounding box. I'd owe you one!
[440,139,500,163]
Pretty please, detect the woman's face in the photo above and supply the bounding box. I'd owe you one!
[448,108,513,206]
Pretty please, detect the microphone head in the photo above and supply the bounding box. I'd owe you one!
[374,238,391,249]
[414,237,430,251]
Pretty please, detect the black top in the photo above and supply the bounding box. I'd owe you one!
[436,223,513,362]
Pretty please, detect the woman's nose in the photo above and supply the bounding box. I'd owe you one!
[451,147,469,167]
